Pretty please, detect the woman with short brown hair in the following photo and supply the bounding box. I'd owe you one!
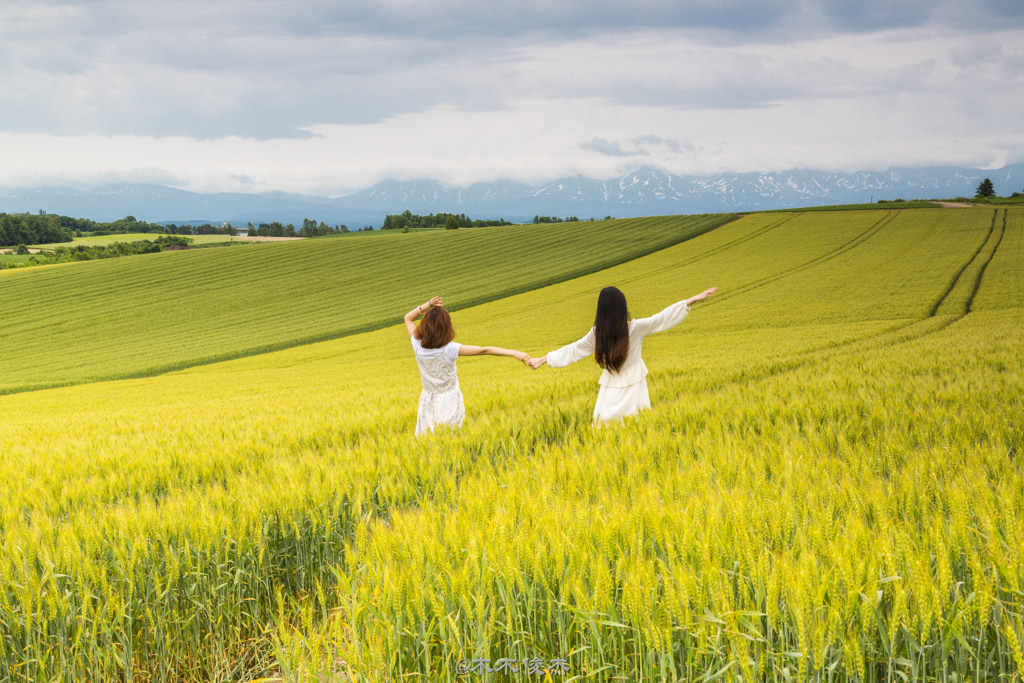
[405,296,530,436]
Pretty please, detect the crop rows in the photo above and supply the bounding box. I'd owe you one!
[0,214,730,394]
[0,208,1021,681]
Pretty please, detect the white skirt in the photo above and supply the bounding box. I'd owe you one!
[593,378,651,425]
[416,388,466,436]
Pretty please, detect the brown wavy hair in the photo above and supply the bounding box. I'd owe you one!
[594,286,630,373]
[415,307,456,349]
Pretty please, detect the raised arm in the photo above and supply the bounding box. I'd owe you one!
[528,327,595,370]
[458,345,531,366]
[404,296,443,336]
[632,287,717,339]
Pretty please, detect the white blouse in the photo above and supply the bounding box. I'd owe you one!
[547,299,691,387]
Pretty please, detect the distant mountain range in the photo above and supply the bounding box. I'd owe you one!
[2,164,1022,227]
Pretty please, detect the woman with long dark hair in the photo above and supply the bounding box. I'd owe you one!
[528,286,716,424]
[405,296,531,435]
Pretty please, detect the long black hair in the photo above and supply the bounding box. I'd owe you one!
[594,286,630,373]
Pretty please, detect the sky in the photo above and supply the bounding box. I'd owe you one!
[1,0,1022,196]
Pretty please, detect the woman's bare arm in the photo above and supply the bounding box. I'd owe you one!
[458,345,531,366]
[404,296,443,336]
[685,287,717,306]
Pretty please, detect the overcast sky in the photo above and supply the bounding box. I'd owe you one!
[2,0,1022,196]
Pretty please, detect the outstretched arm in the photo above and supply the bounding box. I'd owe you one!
[404,296,443,336]
[458,345,531,366]
[633,287,717,338]
[685,287,717,307]
[529,327,596,370]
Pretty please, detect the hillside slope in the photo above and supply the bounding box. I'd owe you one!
[0,213,729,393]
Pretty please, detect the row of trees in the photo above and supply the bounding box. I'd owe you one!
[2,211,230,246]
[533,215,578,223]
[167,223,239,236]
[0,236,194,269]
[533,215,615,223]
[381,211,512,231]
[244,219,349,238]
[0,213,74,247]
[299,218,349,237]
[60,214,169,235]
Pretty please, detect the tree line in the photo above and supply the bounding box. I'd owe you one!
[975,178,1024,198]
[533,215,615,224]
[381,211,513,231]
[245,219,350,237]
[0,213,74,247]
[1,211,243,247]
[0,236,195,270]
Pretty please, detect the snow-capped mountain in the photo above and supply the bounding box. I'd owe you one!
[2,164,1021,225]
[339,165,1024,218]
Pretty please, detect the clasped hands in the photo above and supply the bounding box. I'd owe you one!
[513,355,546,369]
[516,354,546,370]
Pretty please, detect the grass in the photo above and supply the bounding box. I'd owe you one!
[0,207,1020,681]
[0,214,731,394]
[0,253,33,263]
[952,196,1024,206]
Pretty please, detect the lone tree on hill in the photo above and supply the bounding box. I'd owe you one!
[444,215,459,230]
[975,178,995,198]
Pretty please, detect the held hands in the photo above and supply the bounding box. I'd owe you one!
[527,357,546,370]
[513,350,532,367]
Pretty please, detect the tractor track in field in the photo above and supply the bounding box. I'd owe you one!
[808,208,1009,355]
[613,213,800,287]
[702,210,900,308]
[668,209,1010,396]
[966,209,1007,314]
[927,208,1000,317]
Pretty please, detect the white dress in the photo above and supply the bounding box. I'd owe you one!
[546,299,690,424]
[411,338,465,436]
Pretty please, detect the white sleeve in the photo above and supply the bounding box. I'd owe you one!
[411,337,422,353]
[547,328,596,368]
[631,300,690,339]
[444,342,461,362]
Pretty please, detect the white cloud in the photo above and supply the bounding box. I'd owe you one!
[0,1,1021,193]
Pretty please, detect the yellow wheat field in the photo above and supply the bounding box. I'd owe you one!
[0,208,1022,682]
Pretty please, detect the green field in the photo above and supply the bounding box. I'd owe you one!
[0,214,730,393]
[0,208,1021,682]
[29,232,241,249]
[0,253,33,263]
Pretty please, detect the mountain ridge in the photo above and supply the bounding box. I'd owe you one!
[2,164,1021,226]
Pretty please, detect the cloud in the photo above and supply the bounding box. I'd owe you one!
[580,138,640,157]
[582,135,697,157]
[633,135,693,153]
[0,0,1021,142]
[0,1,1022,194]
